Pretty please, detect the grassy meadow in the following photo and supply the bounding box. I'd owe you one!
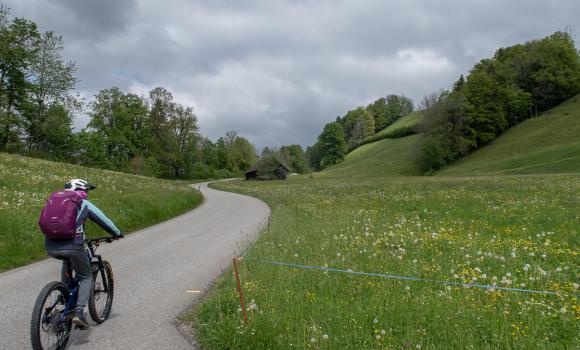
[0,152,203,271]
[195,175,578,349]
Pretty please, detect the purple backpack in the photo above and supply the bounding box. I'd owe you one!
[39,191,83,240]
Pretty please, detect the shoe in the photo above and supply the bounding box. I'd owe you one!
[72,309,89,329]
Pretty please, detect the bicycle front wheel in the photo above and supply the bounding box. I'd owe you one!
[30,281,72,350]
[89,260,114,323]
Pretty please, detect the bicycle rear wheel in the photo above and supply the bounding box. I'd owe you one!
[88,260,114,323]
[30,281,72,350]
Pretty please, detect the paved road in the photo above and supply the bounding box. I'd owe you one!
[0,181,270,349]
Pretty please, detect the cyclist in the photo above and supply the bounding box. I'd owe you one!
[44,179,123,329]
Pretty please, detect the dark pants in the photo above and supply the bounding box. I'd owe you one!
[47,247,92,311]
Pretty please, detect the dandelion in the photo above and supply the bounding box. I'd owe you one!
[323,334,329,340]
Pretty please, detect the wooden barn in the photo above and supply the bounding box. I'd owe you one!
[245,159,291,180]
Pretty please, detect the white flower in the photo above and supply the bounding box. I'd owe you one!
[375,335,381,340]
[560,307,566,314]
[323,334,329,340]
[406,286,411,291]
[373,318,378,324]
[573,283,579,289]
[380,329,386,335]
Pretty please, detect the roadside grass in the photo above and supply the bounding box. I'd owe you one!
[195,175,579,349]
[316,134,422,178]
[438,94,580,176]
[0,152,203,271]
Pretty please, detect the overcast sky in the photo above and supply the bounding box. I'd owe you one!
[3,0,579,150]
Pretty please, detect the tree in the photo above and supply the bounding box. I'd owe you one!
[420,91,475,171]
[318,122,348,168]
[306,142,322,171]
[464,63,507,145]
[84,87,149,170]
[167,103,199,177]
[279,144,310,174]
[342,107,375,147]
[25,30,79,155]
[0,6,39,150]
[367,94,413,131]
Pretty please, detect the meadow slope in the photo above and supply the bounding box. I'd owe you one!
[439,93,580,176]
[316,134,422,178]
[0,153,202,271]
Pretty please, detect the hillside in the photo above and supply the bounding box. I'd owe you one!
[439,93,580,176]
[317,134,422,178]
[0,153,202,271]
[375,111,424,138]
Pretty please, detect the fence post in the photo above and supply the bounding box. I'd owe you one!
[233,257,248,324]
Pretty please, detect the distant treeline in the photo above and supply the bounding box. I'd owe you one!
[308,31,580,173]
[0,6,257,179]
[307,94,414,170]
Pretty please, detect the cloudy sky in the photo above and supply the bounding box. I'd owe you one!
[4,0,579,150]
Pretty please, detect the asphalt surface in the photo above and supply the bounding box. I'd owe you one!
[0,181,270,349]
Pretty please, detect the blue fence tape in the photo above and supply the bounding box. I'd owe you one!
[246,259,563,295]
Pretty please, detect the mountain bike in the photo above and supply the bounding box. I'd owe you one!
[30,237,119,350]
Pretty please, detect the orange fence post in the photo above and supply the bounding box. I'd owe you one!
[233,257,249,324]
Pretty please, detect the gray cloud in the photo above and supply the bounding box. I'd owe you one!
[3,0,579,150]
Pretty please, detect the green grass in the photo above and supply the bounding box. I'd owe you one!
[316,134,421,178]
[439,94,580,176]
[353,112,424,150]
[0,152,203,271]
[374,111,424,139]
[195,176,579,349]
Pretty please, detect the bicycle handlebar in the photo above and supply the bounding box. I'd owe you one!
[85,236,122,250]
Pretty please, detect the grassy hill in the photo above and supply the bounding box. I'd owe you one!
[316,134,422,178]
[354,111,424,149]
[320,94,579,179]
[375,111,424,138]
[439,93,580,176]
[0,153,202,271]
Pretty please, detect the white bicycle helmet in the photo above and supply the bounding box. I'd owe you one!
[64,179,96,192]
